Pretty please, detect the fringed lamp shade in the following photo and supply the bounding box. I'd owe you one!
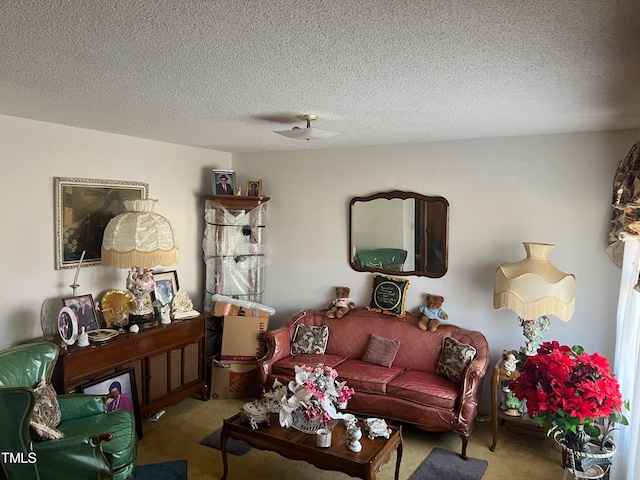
[494,242,575,355]
[101,199,178,269]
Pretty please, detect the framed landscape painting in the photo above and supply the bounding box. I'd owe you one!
[55,177,148,269]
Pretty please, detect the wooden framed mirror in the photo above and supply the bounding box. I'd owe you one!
[349,191,449,278]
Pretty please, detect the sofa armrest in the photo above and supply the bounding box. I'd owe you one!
[457,354,490,433]
[257,327,292,386]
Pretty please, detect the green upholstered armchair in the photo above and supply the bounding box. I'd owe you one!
[0,343,137,480]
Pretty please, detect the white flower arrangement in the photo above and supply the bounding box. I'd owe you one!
[272,364,354,429]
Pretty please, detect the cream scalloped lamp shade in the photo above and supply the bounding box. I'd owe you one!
[101,198,178,269]
[493,242,575,321]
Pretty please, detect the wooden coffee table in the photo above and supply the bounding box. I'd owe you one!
[219,412,403,480]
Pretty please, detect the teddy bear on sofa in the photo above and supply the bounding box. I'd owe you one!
[326,286,356,318]
[418,293,448,331]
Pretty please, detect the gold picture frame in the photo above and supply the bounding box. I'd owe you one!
[246,178,262,197]
[55,177,148,269]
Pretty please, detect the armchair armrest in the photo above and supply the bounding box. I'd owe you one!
[33,433,112,478]
[257,327,292,386]
[58,394,106,421]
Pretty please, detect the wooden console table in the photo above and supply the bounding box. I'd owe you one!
[52,315,208,418]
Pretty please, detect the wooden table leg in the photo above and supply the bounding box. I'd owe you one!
[394,430,403,480]
[490,364,499,451]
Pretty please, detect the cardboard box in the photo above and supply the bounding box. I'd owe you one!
[212,300,271,319]
[220,315,269,362]
[210,360,258,399]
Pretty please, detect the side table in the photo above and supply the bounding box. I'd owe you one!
[490,351,532,451]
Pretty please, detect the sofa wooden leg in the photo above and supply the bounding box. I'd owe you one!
[459,434,469,460]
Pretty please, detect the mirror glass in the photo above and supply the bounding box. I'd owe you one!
[349,191,449,278]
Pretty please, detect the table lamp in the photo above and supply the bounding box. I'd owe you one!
[101,198,178,326]
[493,242,575,356]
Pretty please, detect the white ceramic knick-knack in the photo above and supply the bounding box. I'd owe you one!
[160,304,171,324]
[346,424,362,452]
[77,327,89,347]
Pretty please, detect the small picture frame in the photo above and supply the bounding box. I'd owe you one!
[152,270,180,306]
[101,308,116,328]
[246,179,262,197]
[58,307,78,345]
[81,368,143,439]
[62,294,100,331]
[212,169,235,196]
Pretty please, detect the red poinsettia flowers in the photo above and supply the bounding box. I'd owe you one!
[510,341,627,435]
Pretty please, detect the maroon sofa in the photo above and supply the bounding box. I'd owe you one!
[257,308,489,459]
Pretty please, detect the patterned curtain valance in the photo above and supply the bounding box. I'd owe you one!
[607,141,640,267]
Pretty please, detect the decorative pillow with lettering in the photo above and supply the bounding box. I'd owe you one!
[366,274,410,317]
[290,324,329,355]
[436,336,477,385]
[30,380,65,440]
[362,334,401,367]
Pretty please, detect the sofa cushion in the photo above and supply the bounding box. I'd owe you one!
[30,380,65,440]
[387,369,459,409]
[291,324,329,355]
[436,336,477,385]
[272,354,348,380]
[366,274,410,318]
[335,359,403,394]
[362,334,400,367]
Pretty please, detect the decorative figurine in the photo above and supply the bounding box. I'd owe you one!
[505,391,522,417]
[346,423,362,452]
[365,418,392,440]
[503,353,519,372]
[240,400,270,429]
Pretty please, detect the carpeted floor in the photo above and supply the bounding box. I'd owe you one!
[137,397,566,480]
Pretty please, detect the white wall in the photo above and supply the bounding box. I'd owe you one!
[233,130,639,411]
[0,114,231,348]
[2,112,637,413]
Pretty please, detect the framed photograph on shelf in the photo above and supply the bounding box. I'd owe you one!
[211,169,235,196]
[58,306,78,345]
[62,294,99,331]
[152,270,179,306]
[246,179,262,197]
[81,368,143,439]
[55,177,149,269]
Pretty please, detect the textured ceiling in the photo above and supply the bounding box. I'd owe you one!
[1,1,639,153]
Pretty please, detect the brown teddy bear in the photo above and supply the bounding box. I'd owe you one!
[417,294,448,331]
[326,286,355,318]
